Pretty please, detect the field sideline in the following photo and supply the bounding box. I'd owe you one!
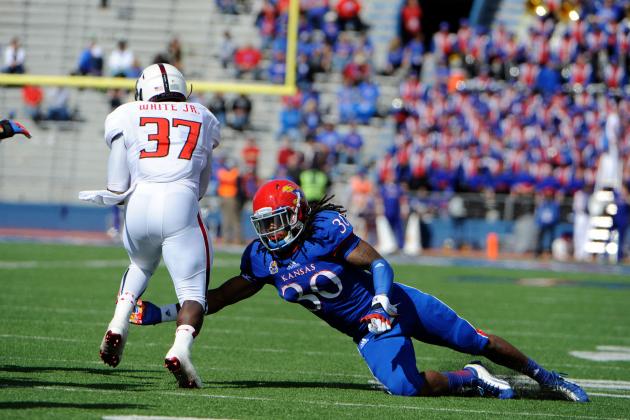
[1,242,629,419]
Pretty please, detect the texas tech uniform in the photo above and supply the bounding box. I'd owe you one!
[99,63,218,388]
[105,99,219,309]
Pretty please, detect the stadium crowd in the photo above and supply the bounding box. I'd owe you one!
[2,0,630,259]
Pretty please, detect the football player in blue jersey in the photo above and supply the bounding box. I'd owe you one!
[131,179,588,402]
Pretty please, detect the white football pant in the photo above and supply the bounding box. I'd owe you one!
[118,182,210,308]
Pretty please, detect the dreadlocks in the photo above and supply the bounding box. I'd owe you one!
[302,194,346,238]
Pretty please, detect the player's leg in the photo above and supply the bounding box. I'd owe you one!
[482,333,589,402]
[396,284,587,401]
[358,325,505,397]
[160,189,210,388]
[100,201,161,367]
[394,284,514,398]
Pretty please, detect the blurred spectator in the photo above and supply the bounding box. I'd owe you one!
[279,97,302,140]
[2,37,25,74]
[303,0,329,30]
[348,167,375,239]
[612,184,630,262]
[277,136,296,168]
[399,0,422,46]
[77,39,103,76]
[299,160,330,202]
[447,194,467,249]
[21,85,44,122]
[536,60,561,94]
[268,50,287,84]
[255,0,278,50]
[404,33,425,77]
[432,22,455,64]
[217,159,241,244]
[108,39,134,77]
[379,173,408,249]
[534,188,560,257]
[46,86,73,121]
[315,120,342,161]
[219,30,236,69]
[301,97,321,135]
[234,43,263,79]
[340,121,364,164]
[337,78,358,123]
[236,165,260,234]
[241,136,260,169]
[167,37,183,69]
[230,93,252,130]
[355,75,380,124]
[335,0,367,32]
[216,0,238,14]
[207,93,227,126]
[381,37,405,76]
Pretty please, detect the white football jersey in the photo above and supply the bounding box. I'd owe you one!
[104,101,220,196]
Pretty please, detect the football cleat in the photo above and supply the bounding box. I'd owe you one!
[164,346,203,388]
[542,372,589,402]
[129,298,162,325]
[99,323,128,367]
[464,362,515,399]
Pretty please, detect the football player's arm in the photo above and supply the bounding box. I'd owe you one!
[206,275,264,315]
[346,239,397,334]
[106,134,130,194]
[130,275,263,325]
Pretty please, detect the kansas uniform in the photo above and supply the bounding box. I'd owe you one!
[240,210,488,396]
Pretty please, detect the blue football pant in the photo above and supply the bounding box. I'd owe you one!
[357,283,489,396]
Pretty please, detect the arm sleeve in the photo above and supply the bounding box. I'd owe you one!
[239,242,268,285]
[107,135,130,192]
[370,258,393,297]
[104,108,124,149]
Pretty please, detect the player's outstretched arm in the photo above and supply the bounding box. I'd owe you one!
[347,239,397,334]
[130,275,264,325]
[0,119,31,140]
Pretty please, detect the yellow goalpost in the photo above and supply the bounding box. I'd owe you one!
[0,0,299,96]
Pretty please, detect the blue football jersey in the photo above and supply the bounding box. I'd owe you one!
[240,210,375,341]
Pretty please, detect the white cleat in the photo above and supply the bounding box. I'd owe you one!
[99,322,128,368]
[164,346,203,388]
[464,362,515,399]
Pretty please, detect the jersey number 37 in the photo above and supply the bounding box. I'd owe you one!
[139,117,201,160]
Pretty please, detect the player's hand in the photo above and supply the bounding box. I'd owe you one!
[0,119,31,139]
[360,294,398,335]
[129,299,162,325]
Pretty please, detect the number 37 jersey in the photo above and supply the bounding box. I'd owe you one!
[241,210,376,342]
[104,101,220,195]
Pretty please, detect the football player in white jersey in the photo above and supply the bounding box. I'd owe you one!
[98,63,220,388]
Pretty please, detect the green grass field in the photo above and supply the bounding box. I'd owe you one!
[1,242,629,419]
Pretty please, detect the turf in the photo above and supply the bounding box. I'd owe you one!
[1,242,629,419]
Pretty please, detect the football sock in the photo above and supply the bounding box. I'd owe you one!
[172,325,196,351]
[522,358,554,386]
[444,369,477,393]
[111,291,136,329]
[160,304,179,323]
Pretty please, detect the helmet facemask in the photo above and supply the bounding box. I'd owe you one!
[251,192,305,251]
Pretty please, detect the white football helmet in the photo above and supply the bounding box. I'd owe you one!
[135,63,187,102]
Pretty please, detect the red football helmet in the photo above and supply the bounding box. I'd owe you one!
[251,179,309,251]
